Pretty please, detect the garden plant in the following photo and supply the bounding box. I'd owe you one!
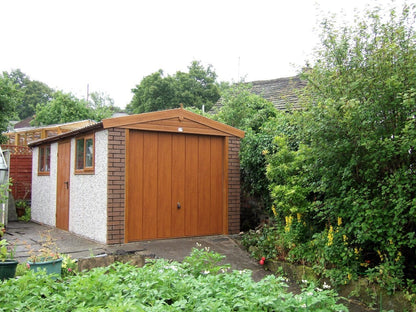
[235,2,416,304]
[0,247,347,311]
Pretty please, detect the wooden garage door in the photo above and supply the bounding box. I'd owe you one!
[127,130,226,241]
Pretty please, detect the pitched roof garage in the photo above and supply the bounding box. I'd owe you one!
[29,108,244,244]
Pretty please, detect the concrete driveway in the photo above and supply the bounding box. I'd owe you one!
[4,221,270,281]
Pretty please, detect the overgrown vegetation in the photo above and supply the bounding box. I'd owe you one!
[226,2,416,296]
[0,248,347,311]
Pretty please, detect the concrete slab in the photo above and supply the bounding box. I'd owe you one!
[4,221,271,281]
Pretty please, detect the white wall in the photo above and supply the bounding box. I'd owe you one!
[31,130,109,243]
[31,144,58,226]
[69,130,108,243]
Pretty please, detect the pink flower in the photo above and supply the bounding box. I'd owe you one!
[68,268,72,272]
[26,263,30,269]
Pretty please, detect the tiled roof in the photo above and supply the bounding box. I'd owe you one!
[250,75,306,110]
[14,116,34,129]
[211,75,306,112]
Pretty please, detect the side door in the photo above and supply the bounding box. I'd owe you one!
[56,140,70,230]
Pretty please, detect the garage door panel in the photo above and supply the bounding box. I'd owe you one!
[197,136,212,235]
[157,133,172,238]
[185,135,199,236]
[172,135,185,237]
[142,132,158,239]
[127,131,144,241]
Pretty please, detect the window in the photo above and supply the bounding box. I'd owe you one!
[75,134,95,174]
[38,145,51,175]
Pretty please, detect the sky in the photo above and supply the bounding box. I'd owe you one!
[0,0,408,108]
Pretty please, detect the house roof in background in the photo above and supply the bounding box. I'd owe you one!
[13,116,34,129]
[211,75,306,112]
[250,75,306,110]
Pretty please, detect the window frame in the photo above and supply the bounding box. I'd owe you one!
[74,133,95,175]
[37,144,51,176]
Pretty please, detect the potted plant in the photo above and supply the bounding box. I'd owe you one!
[0,223,5,238]
[26,230,62,279]
[0,239,18,280]
[15,200,27,218]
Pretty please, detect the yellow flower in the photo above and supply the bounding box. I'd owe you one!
[327,226,334,246]
[297,213,302,223]
[285,215,293,232]
[347,273,352,280]
[343,234,348,242]
[395,251,402,262]
[271,205,277,217]
[377,250,384,261]
[337,217,342,226]
[262,149,269,155]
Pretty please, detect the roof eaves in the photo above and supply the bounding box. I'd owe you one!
[28,122,104,147]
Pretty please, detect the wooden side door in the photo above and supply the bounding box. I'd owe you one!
[56,140,70,230]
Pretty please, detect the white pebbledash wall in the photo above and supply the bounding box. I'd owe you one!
[32,144,58,226]
[32,130,108,243]
[69,130,108,243]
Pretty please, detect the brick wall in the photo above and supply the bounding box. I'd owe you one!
[227,136,241,234]
[107,128,126,244]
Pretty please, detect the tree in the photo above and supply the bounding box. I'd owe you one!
[0,73,18,140]
[88,91,120,121]
[33,91,93,126]
[265,3,416,290]
[127,61,221,113]
[214,83,280,228]
[6,69,54,119]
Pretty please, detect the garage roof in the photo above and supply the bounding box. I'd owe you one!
[103,107,245,138]
[29,108,244,147]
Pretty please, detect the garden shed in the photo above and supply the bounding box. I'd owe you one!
[29,108,244,244]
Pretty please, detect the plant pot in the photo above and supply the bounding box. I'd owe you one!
[16,207,25,217]
[0,260,18,280]
[28,258,63,279]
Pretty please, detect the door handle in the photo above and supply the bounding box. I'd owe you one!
[64,181,69,189]
[177,202,181,209]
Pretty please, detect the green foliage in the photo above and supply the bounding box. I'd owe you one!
[18,206,31,222]
[0,248,348,311]
[0,239,15,261]
[214,83,277,131]
[215,83,283,219]
[182,246,230,276]
[250,2,416,293]
[61,254,77,278]
[33,91,93,126]
[5,69,55,119]
[0,73,18,139]
[127,61,220,113]
[88,91,119,121]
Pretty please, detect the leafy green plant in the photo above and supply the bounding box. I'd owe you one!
[0,239,15,261]
[18,206,31,222]
[182,245,230,276]
[0,249,348,311]
[61,254,77,278]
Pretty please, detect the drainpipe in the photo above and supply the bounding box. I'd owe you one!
[0,147,9,227]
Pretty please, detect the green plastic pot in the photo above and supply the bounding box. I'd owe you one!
[0,259,18,280]
[28,258,62,279]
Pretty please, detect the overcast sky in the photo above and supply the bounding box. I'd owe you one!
[0,0,408,108]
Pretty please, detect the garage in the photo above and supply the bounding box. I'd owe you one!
[30,107,244,244]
